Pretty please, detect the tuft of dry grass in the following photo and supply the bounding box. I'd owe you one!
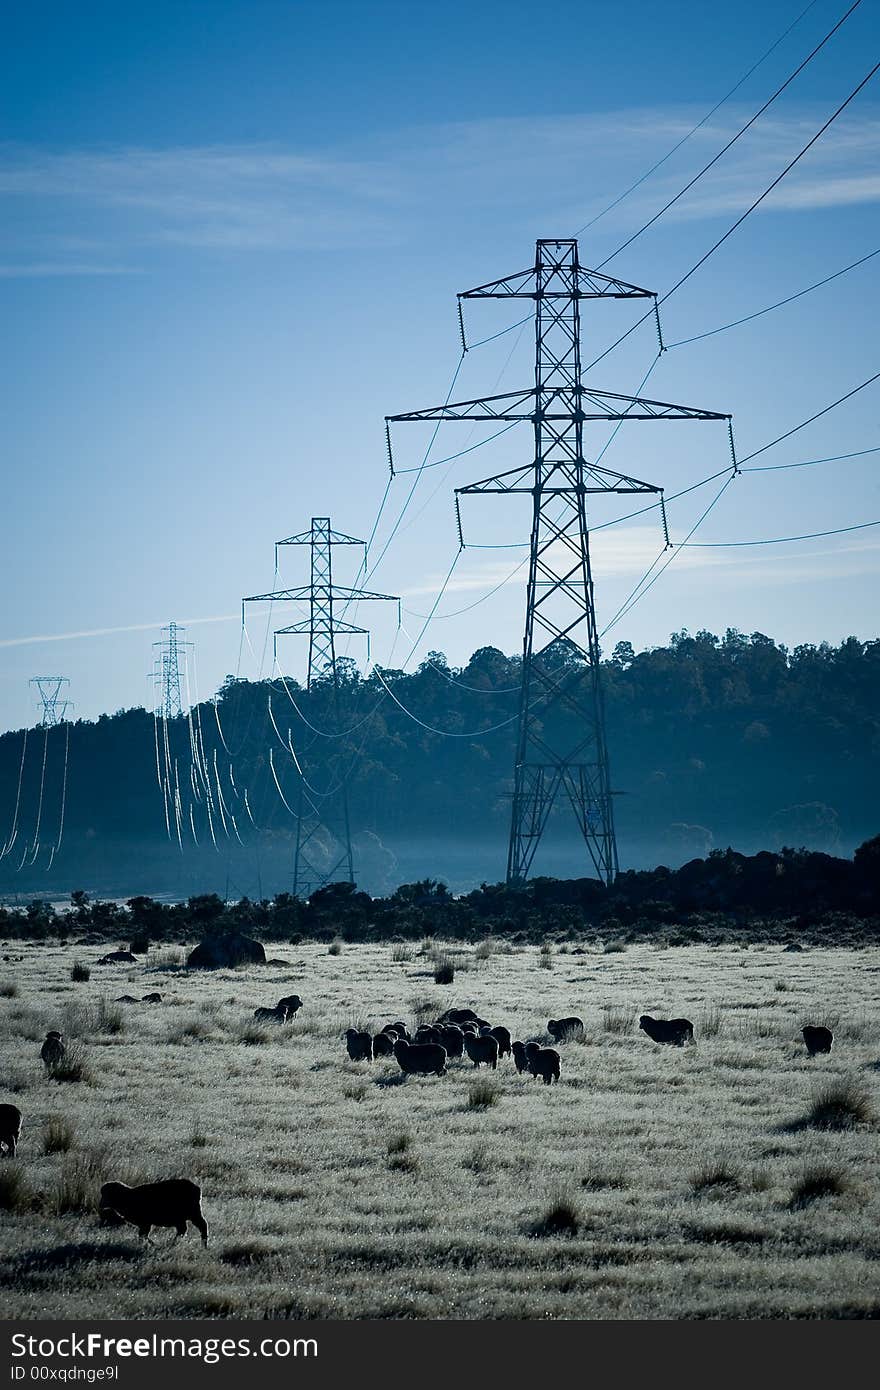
[0,1164,33,1212]
[467,1078,499,1110]
[539,943,554,971]
[689,1159,741,1195]
[433,956,455,985]
[390,944,411,963]
[0,980,19,998]
[530,1194,580,1238]
[328,939,343,957]
[603,1004,633,1035]
[70,960,90,983]
[795,1077,873,1132]
[789,1163,851,1209]
[48,1042,92,1084]
[48,1149,108,1215]
[42,1114,76,1155]
[62,997,124,1037]
[166,1015,212,1044]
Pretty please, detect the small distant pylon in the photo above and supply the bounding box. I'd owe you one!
[244,517,399,898]
[152,622,192,719]
[30,677,71,727]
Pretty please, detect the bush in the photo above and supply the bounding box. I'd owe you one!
[798,1077,873,1132]
[0,981,18,998]
[70,960,91,983]
[42,1114,75,1154]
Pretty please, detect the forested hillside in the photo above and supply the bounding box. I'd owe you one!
[0,629,877,898]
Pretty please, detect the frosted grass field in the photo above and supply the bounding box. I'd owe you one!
[1,937,878,1319]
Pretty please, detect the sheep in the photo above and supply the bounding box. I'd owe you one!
[253,1004,289,1024]
[438,1008,491,1029]
[463,1033,498,1069]
[639,1015,694,1047]
[97,951,138,965]
[345,1028,373,1062]
[0,1103,22,1157]
[548,1016,584,1041]
[276,995,302,1016]
[99,1179,208,1246]
[437,1024,464,1059]
[142,993,163,1004]
[40,1031,65,1071]
[371,1031,395,1058]
[393,1039,447,1076]
[524,1042,561,1084]
[459,1021,480,1036]
[511,1040,530,1074]
[484,1024,511,1058]
[802,1024,833,1056]
[115,995,139,1004]
[415,1025,442,1046]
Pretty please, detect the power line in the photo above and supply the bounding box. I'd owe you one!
[596,0,863,266]
[688,517,880,546]
[667,246,880,347]
[743,444,880,473]
[575,0,821,236]
[585,55,880,374]
[738,370,880,463]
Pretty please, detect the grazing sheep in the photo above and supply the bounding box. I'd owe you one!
[40,1031,65,1070]
[463,1033,499,1069]
[253,1004,289,1024]
[802,1024,834,1056]
[459,1021,480,1035]
[393,1039,447,1076]
[97,951,138,965]
[99,1179,208,1246]
[142,993,162,1004]
[639,1015,694,1047]
[548,1016,585,1041]
[437,1025,464,1059]
[0,1103,22,1156]
[276,995,302,1016]
[438,1008,491,1029]
[525,1042,561,1084]
[485,1024,511,1058]
[345,1028,373,1062]
[511,1040,530,1074]
[115,995,139,1004]
[371,1031,395,1058]
[415,1025,442,1046]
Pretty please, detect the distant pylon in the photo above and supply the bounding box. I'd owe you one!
[30,677,71,727]
[388,237,731,886]
[244,517,399,898]
[152,622,192,719]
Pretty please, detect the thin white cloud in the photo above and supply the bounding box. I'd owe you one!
[0,102,877,264]
[0,614,238,650]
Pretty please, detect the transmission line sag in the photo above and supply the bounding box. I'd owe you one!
[244,517,399,898]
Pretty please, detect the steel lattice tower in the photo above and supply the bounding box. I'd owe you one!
[244,518,398,898]
[30,677,71,727]
[152,622,191,719]
[388,238,730,885]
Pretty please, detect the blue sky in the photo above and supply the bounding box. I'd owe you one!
[1,0,879,731]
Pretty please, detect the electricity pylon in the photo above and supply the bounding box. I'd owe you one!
[152,622,191,719]
[30,677,71,727]
[387,237,730,886]
[244,517,399,898]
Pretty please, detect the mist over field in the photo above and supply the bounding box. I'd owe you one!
[1,630,877,901]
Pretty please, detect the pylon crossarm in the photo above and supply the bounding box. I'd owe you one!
[277,527,364,548]
[244,586,311,603]
[459,266,655,300]
[389,385,729,424]
[274,621,369,637]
